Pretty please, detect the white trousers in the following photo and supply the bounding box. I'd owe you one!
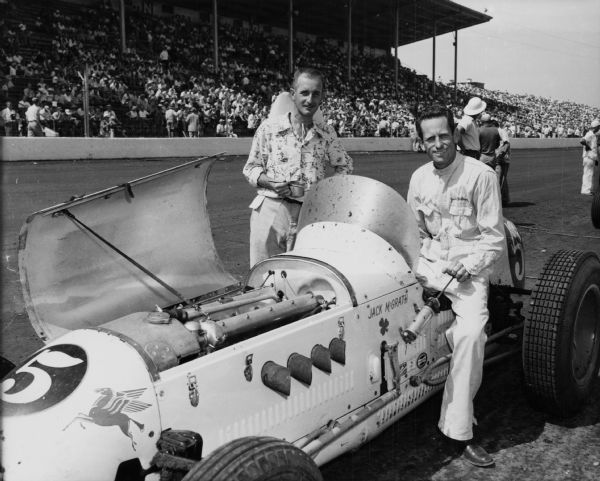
[249,196,301,267]
[581,156,595,194]
[417,256,489,441]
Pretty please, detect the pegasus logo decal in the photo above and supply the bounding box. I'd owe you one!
[64,387,151,449]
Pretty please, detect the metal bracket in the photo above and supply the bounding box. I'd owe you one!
[385,342,403,392]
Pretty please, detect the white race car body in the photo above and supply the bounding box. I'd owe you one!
[1,157,524,480]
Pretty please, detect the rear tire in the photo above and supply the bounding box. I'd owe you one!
[182,436,323,481]
[523,250,600,417]
[592,192,600,229]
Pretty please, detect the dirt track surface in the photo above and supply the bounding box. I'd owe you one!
[2,149,600,480]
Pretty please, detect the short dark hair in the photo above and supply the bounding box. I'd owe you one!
[415,105,455,140]
[292,67,325,91]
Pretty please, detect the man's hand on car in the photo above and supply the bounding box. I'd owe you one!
[443,262,471,282]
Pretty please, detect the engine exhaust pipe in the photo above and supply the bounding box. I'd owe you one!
[200,294,323,347]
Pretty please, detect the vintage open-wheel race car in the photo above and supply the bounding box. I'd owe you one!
[2,156,599,481]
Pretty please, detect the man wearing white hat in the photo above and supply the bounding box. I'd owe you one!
[580,119,600,195]
[455,97,486,159]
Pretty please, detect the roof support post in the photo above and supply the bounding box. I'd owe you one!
[394,0,399,99]
[453,30,458,103]
[432,22,436,98]
[213,0,219,72]
[347,0,352,81]
[289,0,294,75]
[119,0,126,54]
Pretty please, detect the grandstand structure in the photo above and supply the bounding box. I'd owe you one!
[1,0,599,139]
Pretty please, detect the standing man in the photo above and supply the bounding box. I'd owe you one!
[478,113,501,172]
[1,101,18,136]
[407,105,505,467]
[25,97,43,137]
[495,120,511,206]
[243,67,353,267]
[455,97,486,159]
[186,107,200,138]
[580,119,600,195]
[165,102,176,138]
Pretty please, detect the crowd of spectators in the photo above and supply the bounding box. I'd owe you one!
[1,0,599,139]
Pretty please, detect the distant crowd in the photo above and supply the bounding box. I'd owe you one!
[1,0,599,138]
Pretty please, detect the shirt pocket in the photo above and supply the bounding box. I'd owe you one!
[417,202,441,234]
[449,198,475,232]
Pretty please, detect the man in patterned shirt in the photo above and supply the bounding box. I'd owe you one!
[243,67,353,266]
[407,105,505,468]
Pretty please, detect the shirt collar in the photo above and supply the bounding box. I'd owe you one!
[273,112,329,139]
[432,152,463,177]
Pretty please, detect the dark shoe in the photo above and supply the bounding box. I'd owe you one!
[463,443,495,467]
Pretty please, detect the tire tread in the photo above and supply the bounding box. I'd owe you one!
[183,436,322,481]
[523,249,600,415]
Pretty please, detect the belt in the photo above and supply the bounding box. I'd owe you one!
[282,197,303,205]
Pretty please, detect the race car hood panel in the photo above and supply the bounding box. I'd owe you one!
[18,156,238,342]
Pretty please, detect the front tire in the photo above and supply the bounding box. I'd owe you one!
[523,250,600,417]
[182,436,323,481]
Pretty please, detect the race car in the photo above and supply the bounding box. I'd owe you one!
[2,156,599,481]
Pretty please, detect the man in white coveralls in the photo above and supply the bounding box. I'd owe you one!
[407,105,505,467]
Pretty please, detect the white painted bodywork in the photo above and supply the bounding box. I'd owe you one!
[2,171,523,480]
[2,330,161,481]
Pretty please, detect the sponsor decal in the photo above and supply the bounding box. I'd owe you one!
[504,221,525,286]
[188,373,199,407]
[1,344,87,416]
[384,292,408,312]
[63,387,151,450]
[368,304,382,319]
[379,318,389,335]
[398,362,408,378]
[416,352,428,369]
[244,354,254,382]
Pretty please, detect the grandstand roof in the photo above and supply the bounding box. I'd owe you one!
[190,0,491,50]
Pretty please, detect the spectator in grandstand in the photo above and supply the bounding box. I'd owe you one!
[159,47,169,71]
[126,105,139,120]
[165,102,176,137]
[39,101,53,132]
[225,118,237,137]
[455,97,485,159]
[103,104,117,122]
[23,82,35,100]
[242,68,353,267]
[391,118,401,138]
[61,108,79,137]
[377,116,390,137]
[215,118,226,137]
[1,100,18,136]
[407,105,504,469]
[246,110,258,134]
[186,107,199,137]
[478,113,501,172]
[25,97,43,137]
[580,119,600,195]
